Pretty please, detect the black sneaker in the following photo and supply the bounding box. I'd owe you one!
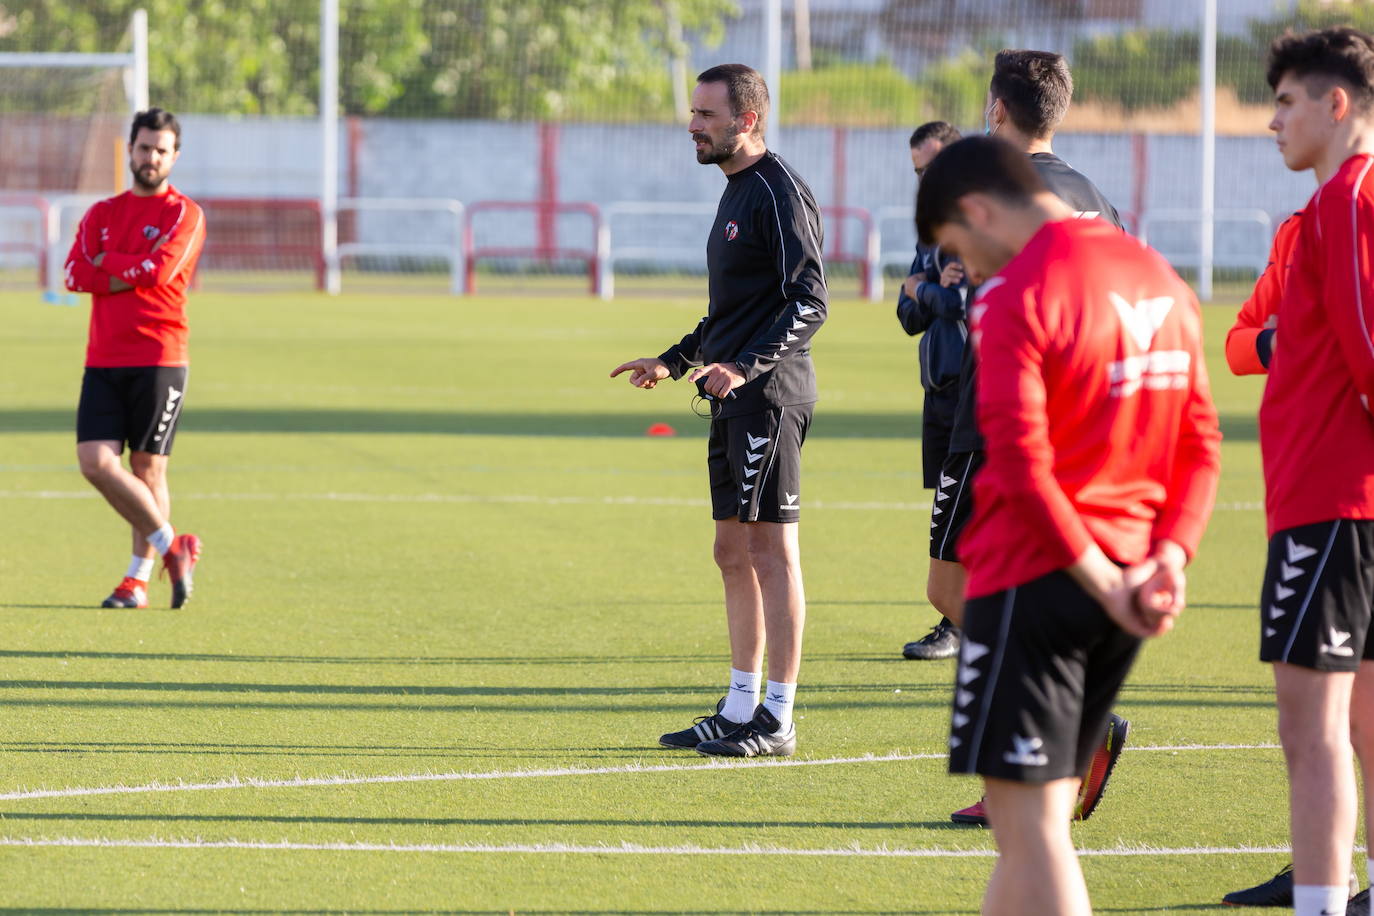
[1350,888,1371,916]
[903,618,960,660]
[696,705,796,758]
[659,698,742,749]
[1222,863,1293,907]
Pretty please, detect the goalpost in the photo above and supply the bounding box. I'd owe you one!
[0,9,148,294]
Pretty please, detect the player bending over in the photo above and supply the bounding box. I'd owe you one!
[611,64,826,757]
[64,108,204,609]
[918,135,1220,915]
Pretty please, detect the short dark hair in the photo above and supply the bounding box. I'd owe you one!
[1267,27,1374,111]
[915,136,1048,245]
[909,121,961,149]
[696,63,770,137]
[130,108,182,150]
[989,49,1073,139]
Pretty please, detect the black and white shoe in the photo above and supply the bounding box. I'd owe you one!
[902,617,960,660]
[659,698,742,749]
[696,705,796,758]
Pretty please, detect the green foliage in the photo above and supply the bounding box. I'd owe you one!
[1072,30,1199,112]
[0,0,737,118]
[781,61,921,127]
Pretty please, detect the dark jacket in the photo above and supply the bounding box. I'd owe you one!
[896,241,967,392]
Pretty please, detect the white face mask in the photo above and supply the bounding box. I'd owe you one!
[984,101,998,136]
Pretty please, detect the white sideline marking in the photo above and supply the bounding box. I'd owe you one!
[0,490,1265,513]
[0,744,1279,803]
[0,835,1303,858]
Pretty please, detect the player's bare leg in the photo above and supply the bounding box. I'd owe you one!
[1348,662,1374,888]
[714,519,766,675]
[1274,662,1357,890]
[747,520,804,684]
[982,777,1090,916]
[78,440,167,538]
[927,557,967,627]
[128,450,169,562]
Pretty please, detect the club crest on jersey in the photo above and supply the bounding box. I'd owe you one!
[142,225,161,240]
[724,220,739,241]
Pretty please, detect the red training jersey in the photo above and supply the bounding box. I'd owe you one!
[1226,210,1301,376]
[63,185,206,368]
[960,218,1222,599]
[1260,154,1374,535]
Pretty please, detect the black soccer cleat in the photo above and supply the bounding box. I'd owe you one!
[659,698,742,750]
[1350,888,1371,916]
[696,705,796,758]
[903,617,960,660]
[1222,862,1293,907]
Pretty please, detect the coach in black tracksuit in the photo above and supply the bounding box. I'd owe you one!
[612,64,826,759]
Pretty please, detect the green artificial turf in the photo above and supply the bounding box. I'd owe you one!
[0,283,1334,914]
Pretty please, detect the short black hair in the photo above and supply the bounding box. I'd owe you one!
[909,121,961,149]
[130,108,181,150]
[696,63,770,137]
[915,136,1048,245]
[989,49,1073,139]
[1267,27,1374,111]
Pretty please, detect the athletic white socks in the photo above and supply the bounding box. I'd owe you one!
[763,680,797,730]
[145,524,174,557]
[1294,884,1347,916]
[722,668,760,723]
[126,555,154,582]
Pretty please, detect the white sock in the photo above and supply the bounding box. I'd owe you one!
[126,555,154,582]
[722,668,760,723]
[145,524,174,557]
[1294,884,1347,916]
[763,680,797,731]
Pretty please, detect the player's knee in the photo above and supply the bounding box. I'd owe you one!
[77,446,116,482]
[713,537,750,576]
[129,454,166,484]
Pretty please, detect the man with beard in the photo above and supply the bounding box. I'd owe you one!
[64,107,205,610]
[611,64,827,757]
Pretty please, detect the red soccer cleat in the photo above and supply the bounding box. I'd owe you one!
[951,797,988,826]
[161,533,202,609]
[1075,714,1130,821]
[100,577,148,609]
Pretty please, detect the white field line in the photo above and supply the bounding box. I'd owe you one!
[0,489,1265,513]
[0,744,1278,804]
[0,835,1306,858]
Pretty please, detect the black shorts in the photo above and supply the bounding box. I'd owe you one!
[948,570,1141,783]
[708,404,812,523]
[921,388,958,490]
[1259,520,1374,672]
[930,450,983,561]
[76,366,189,456]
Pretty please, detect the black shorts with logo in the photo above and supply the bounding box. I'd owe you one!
[708,404,812,523]
[77,366,189,456]
[1259,519,1374,672]
[948,570,1142,783]
[930,450,983,561]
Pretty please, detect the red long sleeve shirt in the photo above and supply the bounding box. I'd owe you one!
[64,185,205,368]
[1260,154,1374,536]
[961,218,1222,599]
[1226,210,1301,376]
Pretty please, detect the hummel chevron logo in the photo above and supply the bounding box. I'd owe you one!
[746,451,762,464]
[1265,626,1277,638]
[930,520,939,530]
[786,332,799,342]
[1323,627,1355,657]
[791,319,806,330]
[956,689,975,708]
[936,490,950,502]
[1280,562,1303,582]
[932,506,943,516]
[1269,605,1285,620]
[957,666,980,686]
[952,712,969,729]
[1274,583,1296,601]
[167,387,182,402]
[783,493,799,506]
[767,693,785,702]
[744,468,759,478]
[733,682,748,690]
[796,304,818,318]
[940,474,958,488]
[1110,291,1175,351]
[949,736,962,749]
[747,434,770,450]
[1003,734,1048,767]
[961,639,990,665]
[742,484,754,492]
[776,344,788,353]
[1286,537,1318,563]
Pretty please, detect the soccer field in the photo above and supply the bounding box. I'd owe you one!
[0,284,1304,914]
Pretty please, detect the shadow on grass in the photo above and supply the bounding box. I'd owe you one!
[0,407,1263,442]
[0,910,959,915]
